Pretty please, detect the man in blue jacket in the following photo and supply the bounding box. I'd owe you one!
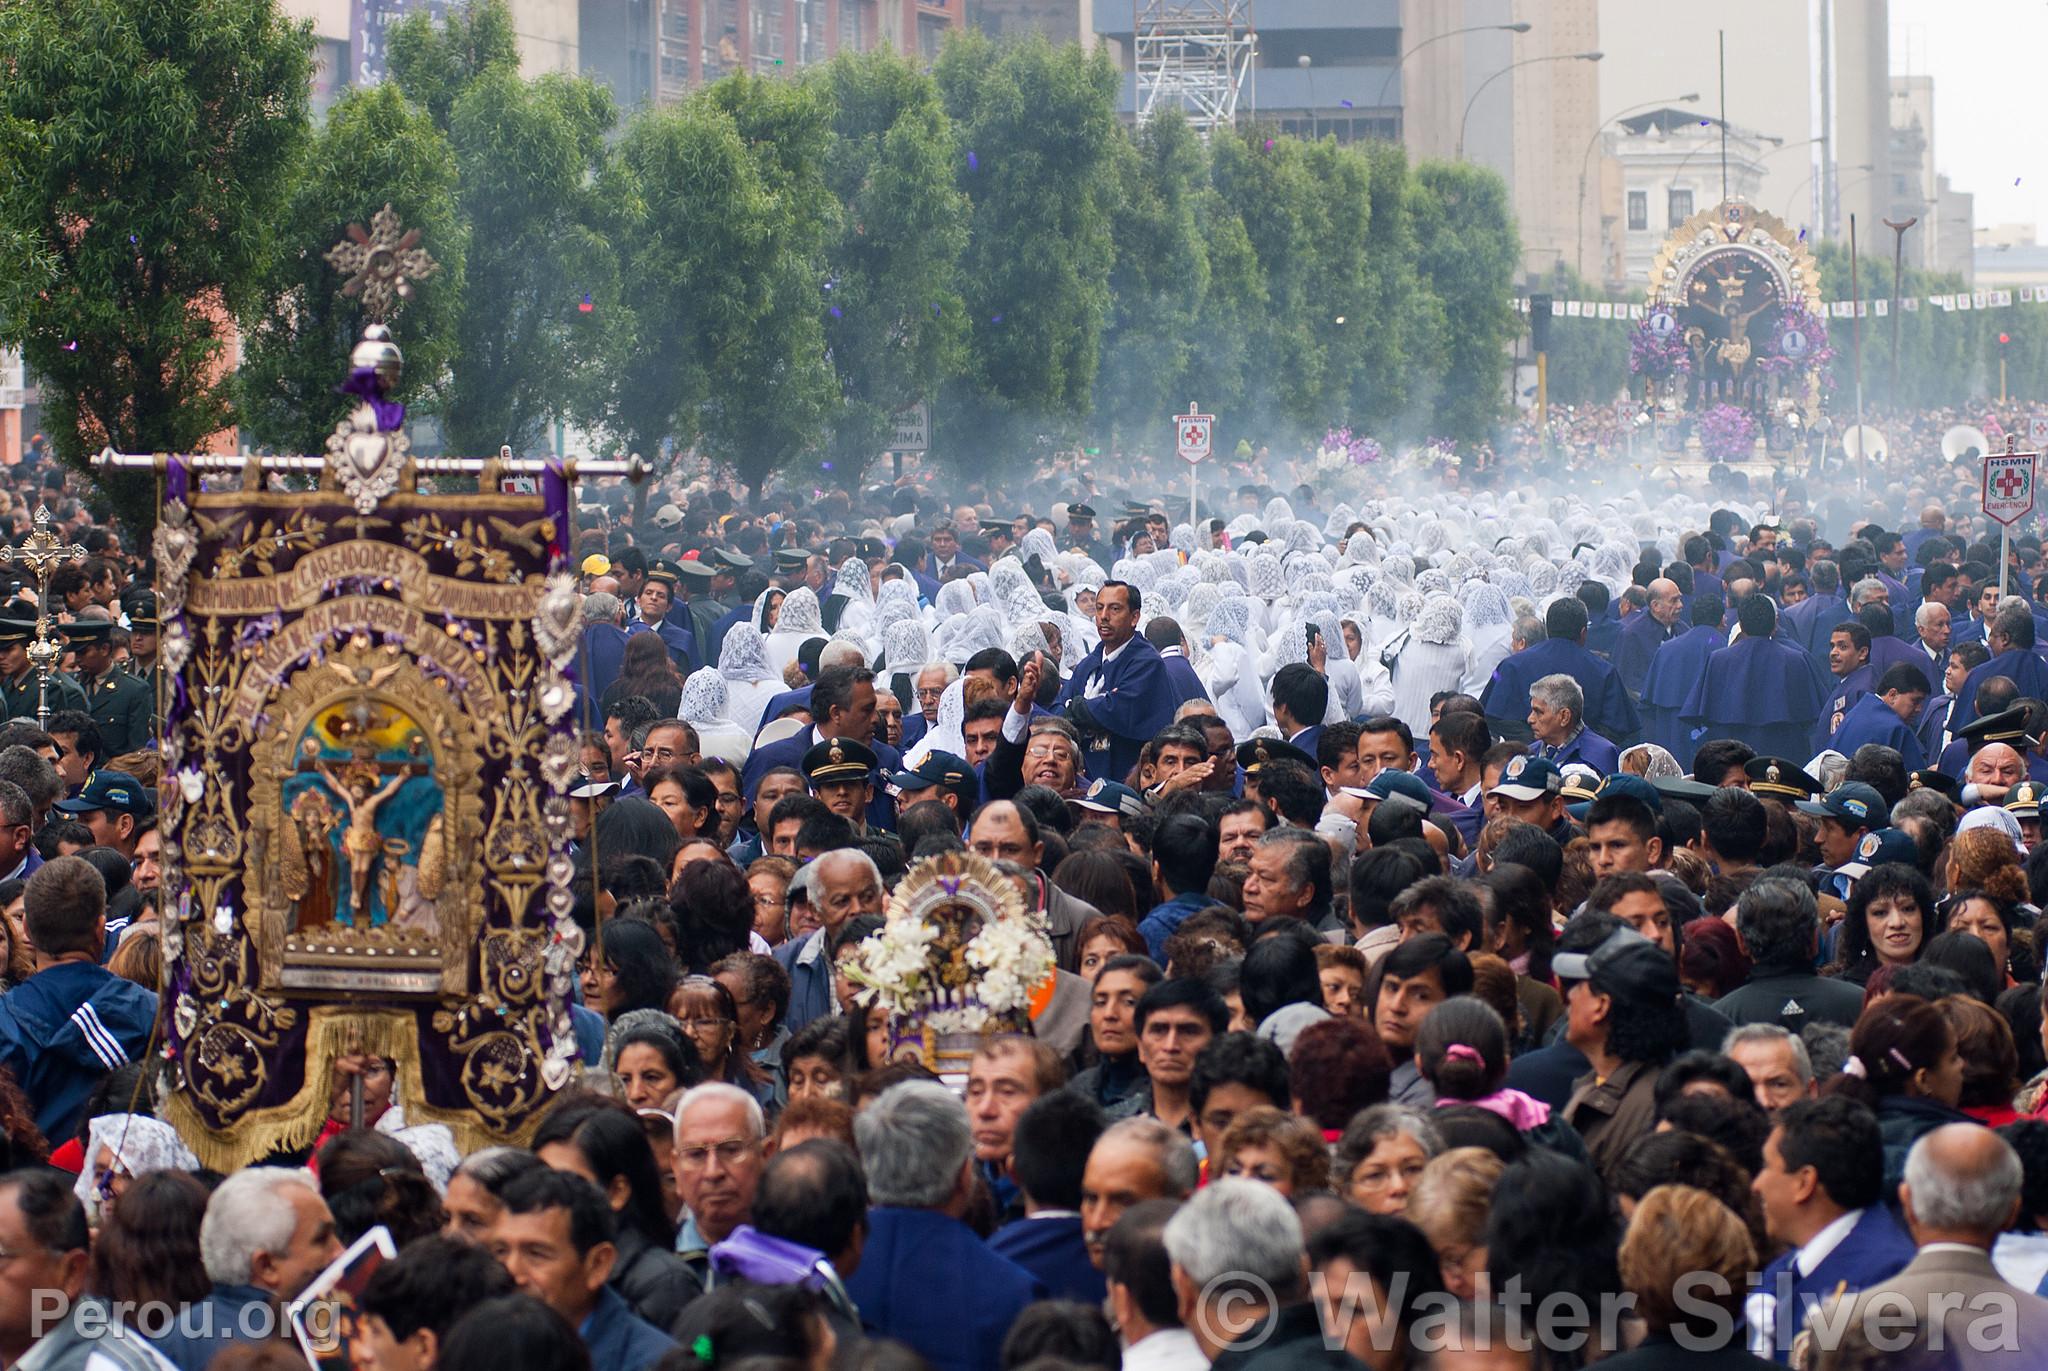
[0,856,156,1141]
[846,1081,1046,1371]
[1054,581,1176,784]
[1482,596,1639,746]
[494,1169,676,1371]
[1751,1096,1915,1361]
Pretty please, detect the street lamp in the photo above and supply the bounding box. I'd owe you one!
[1299,54,1316,141]
[1576,94,1701,279]
[1372,20,1533,121]
[1457,52,1603,160]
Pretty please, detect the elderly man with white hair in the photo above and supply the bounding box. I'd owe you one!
[670,1081,767,1279]
[1829,1123,2048,1366]
[1527,672,1618,773]
[775,847,885,1032]
[843,1081,1046,1371]
[1164,1179,1317,1365]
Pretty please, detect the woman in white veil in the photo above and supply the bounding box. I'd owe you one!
[681,667,750,765]
[763,586,823,677]
[718,623,784,738]
[902,677,967,769]
[824,556,877,642]
[1460,583,1515,697]
[1199,597,1267,740]
[1389,594,1471,738]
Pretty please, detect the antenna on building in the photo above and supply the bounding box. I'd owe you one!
[1131,0,1256,137]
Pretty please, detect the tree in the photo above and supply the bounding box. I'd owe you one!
[814,49,969,486]
[1092,112,1209,452]
[384,0,520,132]
[1349,142,1433,433]
[692,74,841,499]
[1408,161,1520,444]
[238,83,468,456]
[1535,266,1629,408]
[0,0,312,525]
[1208,130,1327,437]
[388,1,619,456]
[934,32,1122,469]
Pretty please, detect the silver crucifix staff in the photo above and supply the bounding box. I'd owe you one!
[0,507,88,726]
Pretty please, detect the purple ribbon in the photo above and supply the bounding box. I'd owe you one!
[338,367,406,432]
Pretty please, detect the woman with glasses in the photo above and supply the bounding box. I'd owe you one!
[712,952,792,1104]
[1333,1103,1443,1216]
[671,975,775,1106]
[745,856,797,947]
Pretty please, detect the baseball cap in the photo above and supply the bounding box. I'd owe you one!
[1794,781,1884,827]
[1362,771,1431,806]
[1551,927,1681,1007]
[1567,771,1664,821]
[1073,779,1147,819]
[1489,754,1562,803]
[1837,827,1919,880]
[651,503,685,530]
[886,751,973,794]
[580,553,612,578]
[56,770,152,817]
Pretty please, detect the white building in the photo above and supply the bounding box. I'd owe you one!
[1606,109,1769,287]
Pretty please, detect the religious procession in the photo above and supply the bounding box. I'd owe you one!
[8,3,2048,1371]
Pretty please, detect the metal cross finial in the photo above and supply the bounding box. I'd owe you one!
[0,507,88,726]
[324,205,439,322]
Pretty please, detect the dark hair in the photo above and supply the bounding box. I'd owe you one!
[753,1138,868,1259]
[1189,1033,1290,1116]
[1415,996,1508,1100]
[1920,930,2003,1006]
[1701,787,1767,863]
[1691,740,1757,788]
[1777,1096,1886,1210]
[1270,663,1329,730]
[1389,876,1485,951]
[673,1282,831,1369]
[1135,977,1230,1036]
[811,665,877,724]
[1100,580,1142,616]
[1288,1017,1391,1130]
[1479,863,1556,984]
[1828,996,1955,1108]
[1239,931,1323,1024]
[87,1169,210,1308]
[1052,851,1139,925]
[596,796,682,876]
[1348,846,1427,933]
[317,1127,446,1248]
[669,860,755,974]
[1153,813,1219,899]
[1000,1301,1120,1371]
[361,1234,517,1344]
[1734,878,1820,968]
[1490,824,1563,889]
[533,1099,676,1249]
[438,1295,591,1371]
[24,854,104,956]
[598,917,679,1016]
[1609,1129,1762,1254]
[1678,917,1751,1000]
[1482,1151,1623,1348]
[1378,932,1475,998]
[1257,761,1324,829]
[498,1167,617,1258]
[1306,1212,1447,1366]
[794,811,857,856]
[783,1015,851,1091]
[1011,1089,1107,1211]
[1103,1199,1183,1330]
[1652,1051,1755,1114]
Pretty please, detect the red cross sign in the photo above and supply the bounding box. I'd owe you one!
[1984,447,2038,527]
[1175,406,1214,466]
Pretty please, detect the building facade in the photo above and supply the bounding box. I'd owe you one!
[1606,110,1770,286]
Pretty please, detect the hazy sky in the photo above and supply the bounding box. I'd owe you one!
[1891,0,2048,238]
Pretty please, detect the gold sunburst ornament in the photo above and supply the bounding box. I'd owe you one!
[325,204,440,322]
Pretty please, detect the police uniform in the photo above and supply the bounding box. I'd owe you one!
[0,616,86,720]
[802,736,879,828]
[1744,757,1822,804]
[65,621,151,755]
[624,560,697,673]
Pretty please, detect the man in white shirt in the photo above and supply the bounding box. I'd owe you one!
[1104,1200,1205,1371]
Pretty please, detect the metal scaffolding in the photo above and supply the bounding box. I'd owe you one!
[1131,0,1255,137]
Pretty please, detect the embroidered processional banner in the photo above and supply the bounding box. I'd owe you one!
[153,473,585,1168]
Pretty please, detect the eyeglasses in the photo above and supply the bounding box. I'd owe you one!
[675,1138,756,1170]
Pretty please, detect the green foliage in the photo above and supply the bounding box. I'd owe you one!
[813,49,970,486]
[1408,162,1521,443]
[0,0,313,524]
[385,0,520,132]
[690,75,841,497]
[238,83,468,456]
[1535,266,1630,408]
[934,33,1123,462]
[1812,242,1987,409]
[1349,142,1433,432]
[1092,112,1210,449]
[1208,131,1327,434]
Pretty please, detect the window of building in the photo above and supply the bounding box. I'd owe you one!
[1627,191,1647,231]
[1668,189,1693,228]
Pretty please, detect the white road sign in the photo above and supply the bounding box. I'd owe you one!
[1984,449,2038,527]
[889,403,929,453]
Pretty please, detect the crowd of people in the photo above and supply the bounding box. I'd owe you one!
[8,428,2048,1371]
